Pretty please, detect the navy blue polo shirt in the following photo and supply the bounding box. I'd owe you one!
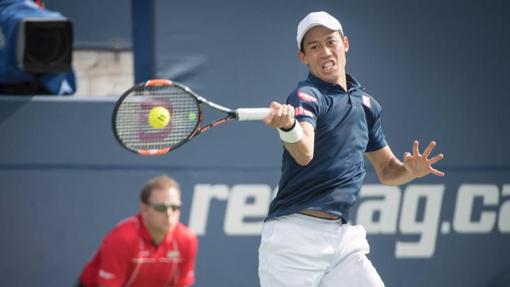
[267,72,387,221]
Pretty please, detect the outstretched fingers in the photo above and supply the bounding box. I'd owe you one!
[422,141,436,158]
[428,153,444,165]
[412,140,420,156]
[429,166,445,177]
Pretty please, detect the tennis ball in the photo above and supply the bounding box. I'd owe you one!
[148,106,170,129]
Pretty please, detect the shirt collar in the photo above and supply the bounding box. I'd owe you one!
[136,213,177,246]
[136,213,153,243]
[306,72,362,93]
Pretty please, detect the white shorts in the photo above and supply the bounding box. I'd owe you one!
[258,213,384,287]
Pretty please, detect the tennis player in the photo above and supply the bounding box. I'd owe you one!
[260,11,444,287]
[78,175,198,287]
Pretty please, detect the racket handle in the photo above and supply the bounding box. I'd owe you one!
[235,108,272,121]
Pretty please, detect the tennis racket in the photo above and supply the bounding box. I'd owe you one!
[112,79,270,155]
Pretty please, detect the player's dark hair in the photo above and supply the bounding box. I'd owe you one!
[300,30,344,53]
[140,175,180,204]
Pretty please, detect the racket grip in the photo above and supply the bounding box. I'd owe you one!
[236,108,272,121]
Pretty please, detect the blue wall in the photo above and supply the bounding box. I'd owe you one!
[0,96,509,286]
[1,0,510,286]
[44,0,131,48]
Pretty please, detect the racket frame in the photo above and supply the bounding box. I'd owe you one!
[112,79,239,155]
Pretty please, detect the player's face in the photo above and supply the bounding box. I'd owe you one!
[142,187,181,235]
[299,26,349,85]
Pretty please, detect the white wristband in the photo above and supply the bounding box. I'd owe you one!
[277,121,303,143]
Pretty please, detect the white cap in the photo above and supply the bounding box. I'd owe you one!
[296,11,343,49]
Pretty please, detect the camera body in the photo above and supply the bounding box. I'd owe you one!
[0,0,75,95]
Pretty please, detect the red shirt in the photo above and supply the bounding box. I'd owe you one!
[80,214,198,287]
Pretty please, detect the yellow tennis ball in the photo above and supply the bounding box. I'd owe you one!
[148,106,170,129]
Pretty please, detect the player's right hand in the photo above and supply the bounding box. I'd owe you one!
[264,102,295,130]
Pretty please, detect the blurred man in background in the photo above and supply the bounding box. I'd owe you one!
[78,175,198,287]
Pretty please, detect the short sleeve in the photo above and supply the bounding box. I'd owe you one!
[176,233,198,286]
[364,96,387,152]
[286,89,320,128]
[95,231,132,287]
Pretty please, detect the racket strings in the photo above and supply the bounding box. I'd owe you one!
[114,85,200,151]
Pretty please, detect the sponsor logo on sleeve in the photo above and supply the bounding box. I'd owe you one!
[295,106,315,118]
[298,91,317,102]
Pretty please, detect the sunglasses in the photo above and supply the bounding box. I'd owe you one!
[149,202,181,212]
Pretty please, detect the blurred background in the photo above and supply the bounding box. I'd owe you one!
[0,0,509,286]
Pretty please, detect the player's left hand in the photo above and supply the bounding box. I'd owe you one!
[403,140,445,177]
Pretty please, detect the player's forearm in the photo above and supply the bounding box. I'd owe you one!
[284,136,314,166]
[377,156,415,186]
[282,121,315,166]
